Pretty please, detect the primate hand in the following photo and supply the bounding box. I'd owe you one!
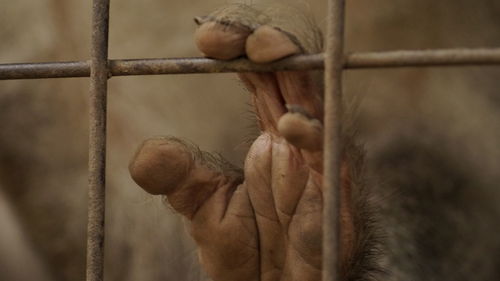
[130,4,357,281]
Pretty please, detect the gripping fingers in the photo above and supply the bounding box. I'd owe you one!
[194,4,310,63]
[194,4,262,60]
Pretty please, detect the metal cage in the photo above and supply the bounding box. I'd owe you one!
[1,0,500,280]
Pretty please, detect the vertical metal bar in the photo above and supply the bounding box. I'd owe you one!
[322,0,345,280]
[86,0,110,281]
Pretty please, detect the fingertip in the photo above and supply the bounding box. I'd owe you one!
[129,137,192,195]
[246,25,301,63]
[194,21,251,60]
[278,112,323,151]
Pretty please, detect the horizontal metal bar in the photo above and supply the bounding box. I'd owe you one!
[1,48,500,80]
[110,54,324,76]
[0,55,323,80]
[346,48,500,68]
[0,61,90,79]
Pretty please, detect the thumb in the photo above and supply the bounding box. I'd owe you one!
[129,136,243,219]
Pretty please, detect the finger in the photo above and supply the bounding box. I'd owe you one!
[129,136,243,219]
[255,4,324,119]
[261,3,323,54]
[277,105,323,173]
[245,25,301,63]
[194,4,263,60]
[194,19,251,60]
[245,3,323,63]
[238,72,286,134]
[277,104,323,151]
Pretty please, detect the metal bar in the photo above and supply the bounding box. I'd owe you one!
[0,55,323,80]
[2,48,500,80]
[322,0,345,280]
[109,54,324,76]
[345,48,500,68]
[86,0,109,280]
[0,61,90,79]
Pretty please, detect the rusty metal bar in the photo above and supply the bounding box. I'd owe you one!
[346,48,500,68]
[322,0,345,280]
[2,48,500,80]
[86,0,109,280]
[0,61,90,79]
[109,55,324,76]
[0,55,322,80]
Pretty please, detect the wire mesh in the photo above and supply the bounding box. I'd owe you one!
[0,1,499,281]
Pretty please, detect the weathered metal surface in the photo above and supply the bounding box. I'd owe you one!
[0,61,90,79]
[2,48,500,80]
[322,0,345,280]
[345,48,500,68]
[109,54,324,76]
[86,0,109,281]
[0,55,324,79]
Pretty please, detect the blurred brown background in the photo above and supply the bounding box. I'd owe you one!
[1,0,499,281]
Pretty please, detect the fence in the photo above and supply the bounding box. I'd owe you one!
[1,0,500,281]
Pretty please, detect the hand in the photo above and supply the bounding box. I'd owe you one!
[129,4,356,281]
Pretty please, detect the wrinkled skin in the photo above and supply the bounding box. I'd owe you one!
[130,4,359,281]
[129,3,500,281]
